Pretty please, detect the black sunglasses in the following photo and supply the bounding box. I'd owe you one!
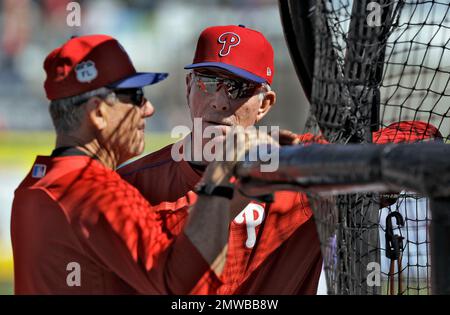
[193,73,261,100]
[69,88,145,107]
[113,88,145,107]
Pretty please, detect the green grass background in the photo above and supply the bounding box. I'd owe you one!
[0,131,175,168]
[0,131,174,295]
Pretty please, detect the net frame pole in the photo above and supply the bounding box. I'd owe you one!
[429,198,450,294]
[278,0,316,101]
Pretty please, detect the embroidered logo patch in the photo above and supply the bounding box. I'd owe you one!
[75,60,98,83]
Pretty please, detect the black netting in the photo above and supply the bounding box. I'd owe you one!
[308,0,450,143]
[305,0,448,294]
[308,191,431,295]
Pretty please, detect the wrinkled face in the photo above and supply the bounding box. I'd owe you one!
[187,68,262,129]
[186,68,275,163]
[99,89,154,164]
[186,68,273,133]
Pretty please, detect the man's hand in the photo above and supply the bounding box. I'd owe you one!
[270,129,301,146]
[200,128,280,187]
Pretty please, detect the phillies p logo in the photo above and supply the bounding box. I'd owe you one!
[234,203,265,249]
[218,32,240,56]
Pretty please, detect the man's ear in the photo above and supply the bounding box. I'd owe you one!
[256,90,276,122]
[85,97,108,131]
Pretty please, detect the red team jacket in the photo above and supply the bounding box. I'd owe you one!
[11,156,217,294]
[119,141,324,295]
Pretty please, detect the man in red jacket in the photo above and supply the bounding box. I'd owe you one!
[11,34,259,294]
[119,25,323,294]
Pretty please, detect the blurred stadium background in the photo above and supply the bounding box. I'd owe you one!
[0,0,309,294]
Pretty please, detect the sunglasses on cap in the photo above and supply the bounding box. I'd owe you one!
[193,73,262,100]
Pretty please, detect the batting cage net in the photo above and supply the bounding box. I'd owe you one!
[307,0,449,295]
[237,0,450,295]
[309,0,449,143]
[305,0,450,295]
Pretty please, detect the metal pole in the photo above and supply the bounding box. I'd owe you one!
[429,198,450,294]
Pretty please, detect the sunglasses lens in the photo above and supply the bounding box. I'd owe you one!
[195,76,217,95]
[237,84,258,99]
[133,89,144,105]
[222,80,240,100]
[115,88,144,106]
[195,74,259,100]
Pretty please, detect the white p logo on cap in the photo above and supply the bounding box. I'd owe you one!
[218,32,240,57]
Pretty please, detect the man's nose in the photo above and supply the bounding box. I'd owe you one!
[141,98,155,118]
[210,88,230,112]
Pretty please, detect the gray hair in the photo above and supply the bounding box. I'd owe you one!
[49,87,115,133]
[258,83,272,102]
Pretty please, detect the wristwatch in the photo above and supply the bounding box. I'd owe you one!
[194,182,234,200]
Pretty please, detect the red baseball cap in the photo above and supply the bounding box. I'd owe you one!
[184,25,274,84]
[44,34,168,100]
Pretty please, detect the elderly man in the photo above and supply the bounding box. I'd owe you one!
[119,25,323,294]
[10,34,253,294]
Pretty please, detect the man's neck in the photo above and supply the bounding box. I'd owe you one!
[55,134,118,169]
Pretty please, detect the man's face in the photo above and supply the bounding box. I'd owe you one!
[99,89,154,164]
[186,68,273,133]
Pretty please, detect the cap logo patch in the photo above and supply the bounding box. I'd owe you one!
[267,67,272,76]
[218,32,240,57]
[75,60,98,83]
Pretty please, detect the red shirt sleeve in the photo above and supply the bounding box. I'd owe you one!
[67,169,221,294]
